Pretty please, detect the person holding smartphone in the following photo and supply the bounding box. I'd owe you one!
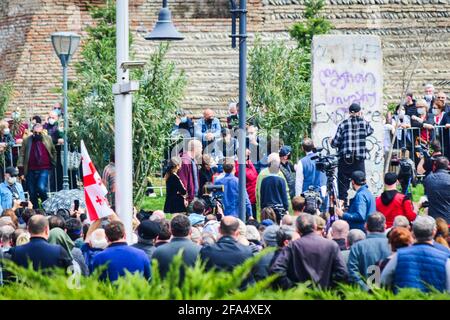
[0,166,26,214]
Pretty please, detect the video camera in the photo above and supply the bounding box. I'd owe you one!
[311,148,339,174]
[201,184,224,216]
[301,186,322,215]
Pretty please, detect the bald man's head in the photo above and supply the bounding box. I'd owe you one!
[331,220,350,239]
[219,216,240,238]
[203,109,214,120]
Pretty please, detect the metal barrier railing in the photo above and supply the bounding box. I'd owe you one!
[388,125,450,173]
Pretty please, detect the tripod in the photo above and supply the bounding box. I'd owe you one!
[323,168,342,234]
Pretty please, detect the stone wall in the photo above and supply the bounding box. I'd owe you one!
[0,0,449,118]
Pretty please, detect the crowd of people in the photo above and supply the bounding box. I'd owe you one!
[0,85,449,295]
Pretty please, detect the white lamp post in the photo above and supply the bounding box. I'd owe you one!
[51,32,81,191]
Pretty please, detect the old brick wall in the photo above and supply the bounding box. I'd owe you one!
[0,0,449,119]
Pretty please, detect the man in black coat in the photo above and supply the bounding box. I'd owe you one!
[270,213,348,289]
[8,215,72,272]
[423,156,450,224]
[200,216,254,286]
[152,214,201,278]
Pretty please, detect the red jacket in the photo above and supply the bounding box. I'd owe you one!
[376,191,416,228]
[235,160,258,204]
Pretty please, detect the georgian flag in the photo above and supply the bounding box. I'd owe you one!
[81,140,113,221]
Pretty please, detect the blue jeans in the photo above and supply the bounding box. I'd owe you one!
[27,169,50,209]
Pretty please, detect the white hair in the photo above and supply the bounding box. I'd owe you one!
[228,102,237,112]
[425,83,434,90]
[246,225,261,242]
[90,229,108,249]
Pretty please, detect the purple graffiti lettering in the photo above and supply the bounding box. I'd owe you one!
[318,69,377,91]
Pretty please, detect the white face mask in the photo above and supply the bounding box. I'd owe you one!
[417,108,425,115]
[432,109,440,116]
[7,177,16,185]
[425,94,433,101]
[48,118,56,125]
[3,128,10,135]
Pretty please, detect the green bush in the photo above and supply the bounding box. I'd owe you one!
[1,252,449,300]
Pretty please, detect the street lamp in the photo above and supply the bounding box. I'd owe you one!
[51,32,81,191]
[144,0,184,41]
[147,0,248,222]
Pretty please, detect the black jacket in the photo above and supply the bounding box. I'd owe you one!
[270,233,347,289]
[200,236,254,271]
[132,241,157,261]
[200,236,255,287]
[164,174,187,213]
[8,237,72,272]
[424,169,450,224]
[152,238,201,279]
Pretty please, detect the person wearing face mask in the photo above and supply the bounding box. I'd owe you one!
[423,83,436,113]
[53,102,62,117]
[0,167,26,214]
[411,99,434,146]
[43,111,64,192]
[430,99,450,159]
[194,108,222,149]
[17,123,56,209]
[335,171,376,232]
[392,105,412,150]
[331,103,374,206]
[0,121,16,171]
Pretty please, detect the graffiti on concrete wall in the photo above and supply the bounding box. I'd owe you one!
[312,35,384,195]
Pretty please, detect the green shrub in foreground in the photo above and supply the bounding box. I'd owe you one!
[1,251,449,300]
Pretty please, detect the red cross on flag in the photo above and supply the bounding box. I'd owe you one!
[81,140,113,221]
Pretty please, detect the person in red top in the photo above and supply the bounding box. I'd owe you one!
[376,172,416,228]
[235,148,258,219]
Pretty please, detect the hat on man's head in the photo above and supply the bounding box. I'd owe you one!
[351,170,366,185]
[384,172,398,186]
[188,213,205,227]
[349,103,361,113]
[137,220,161,241]
[263,225,280,247]
[279,146,292,157]
[261,219,274,227]
[5,167,19,177]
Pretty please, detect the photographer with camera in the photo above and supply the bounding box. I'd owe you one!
[335,171,376,232]
[214,159,252,219]
[417,140,444,177]
[0,167,27,214]
[331,103,374,206]
[295,138,327,207]
[423,156,450,224]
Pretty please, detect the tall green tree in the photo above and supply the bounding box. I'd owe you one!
[69,0,186,201]
[289,0,333,51]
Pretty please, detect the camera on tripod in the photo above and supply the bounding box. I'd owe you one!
[311,148,339,174]
[201,184,224,216]
[301,186,322,215]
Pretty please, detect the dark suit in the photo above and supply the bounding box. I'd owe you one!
[152,237,201,278]
[200,236,254,272]
[270,232,347,289]
[8,237,72,272]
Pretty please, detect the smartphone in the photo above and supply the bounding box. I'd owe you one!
[20,201,29,208]
[74,199,80,211]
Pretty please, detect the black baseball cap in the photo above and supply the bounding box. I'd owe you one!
[137,220,161,240]
[5,167,19,177]
[351,170,366,185]
[349,103,361,113]
[384,172,398,186]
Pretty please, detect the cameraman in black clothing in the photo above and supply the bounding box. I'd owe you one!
[417,140,445,177]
